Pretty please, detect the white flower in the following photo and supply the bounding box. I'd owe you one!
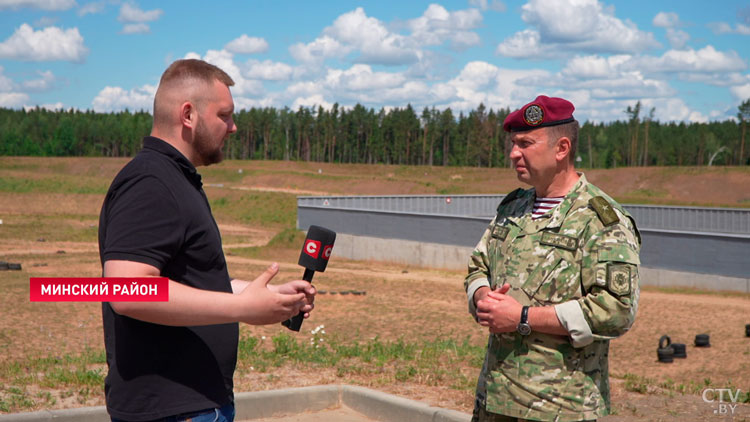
[261,336,266,340]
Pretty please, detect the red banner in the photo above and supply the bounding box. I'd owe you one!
[30,277,169,302]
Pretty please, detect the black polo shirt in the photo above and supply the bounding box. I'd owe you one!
[99,136,238,421]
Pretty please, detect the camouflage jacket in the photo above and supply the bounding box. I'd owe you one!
[465,173,641,422]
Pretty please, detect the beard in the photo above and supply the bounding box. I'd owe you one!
[194,119,224,166]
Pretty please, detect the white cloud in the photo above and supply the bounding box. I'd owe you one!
[0,92,30,107]
[118,2,162,34]
[378,81,430,103]
[496,29,544,57]
[731,83,750,101]
[666,29,689,49]
[575,72,675,99]
[559,47,746,90]
[551,96,706,124]
[430,61,551,111]
[233,96,276,110]
[292,94,332,111]
[323,7,419,65]
[34,16,58,27]
[688,110,708,123]
[24,102,64,111]
[225,35,269,55]
[118,2,162,22]
[188,49,264,97]
[291,5,486,67]
[653,12,679,28]
[289,35,351,65]
[0,24,89,62]
[325,64,406,91]
[77,1,105,16]
[635,46,746,73]
[408,4,483,50]
[121,23,150,34]
[709,22,750,35]
[244,59,293,81]
[651,12,689,49]
[561,54,632,79]
[21,70,55,91]
[468,0,506,12]
[92,84,155,112]
[677,72,749,87]
[286,81,321,97]
[498,0,659,58]
[0,0,75,10]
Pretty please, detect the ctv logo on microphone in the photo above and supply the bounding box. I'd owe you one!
[304,239,321,258]
[322,245,333,260]
[303,240,334,260]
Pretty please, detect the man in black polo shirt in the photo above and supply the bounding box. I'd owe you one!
[98,59,315,422]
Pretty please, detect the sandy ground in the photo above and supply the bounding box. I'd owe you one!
[2,235,749,420]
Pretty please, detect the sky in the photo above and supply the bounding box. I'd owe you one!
[1,0,750,123]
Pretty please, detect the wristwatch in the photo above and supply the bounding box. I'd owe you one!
[517,306,531,336]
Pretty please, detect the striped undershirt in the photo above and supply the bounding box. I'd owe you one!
[532,196,564,219]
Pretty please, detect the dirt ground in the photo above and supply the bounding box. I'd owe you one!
[1,157,749,420]
[2,235,749,420]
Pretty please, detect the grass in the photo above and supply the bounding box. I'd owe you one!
[226,227,305,260]
[0,334,483,413]
[205,190,297,228]
[235,332,483,388]
[0,347,106,413]
[0,214,99,243]
[0,174,109,195]
[618,373,750,403]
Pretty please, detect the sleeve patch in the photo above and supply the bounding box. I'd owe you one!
[607,264,631,296]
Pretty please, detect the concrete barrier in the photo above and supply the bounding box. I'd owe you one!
[0,385,470,422]
[333,233,750,293]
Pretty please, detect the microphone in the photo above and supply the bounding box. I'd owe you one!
[282,225,336,331]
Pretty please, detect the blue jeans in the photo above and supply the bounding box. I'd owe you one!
[111,403,235,422]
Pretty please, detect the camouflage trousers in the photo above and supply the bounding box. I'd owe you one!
[471,402,596,422]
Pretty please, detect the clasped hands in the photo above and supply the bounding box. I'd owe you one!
[475,283,523,333]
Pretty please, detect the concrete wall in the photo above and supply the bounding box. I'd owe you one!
[333,233,750,293]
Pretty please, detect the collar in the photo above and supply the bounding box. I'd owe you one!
[506,173,587,234]
[142,136,203,189]
[545,172,586,228]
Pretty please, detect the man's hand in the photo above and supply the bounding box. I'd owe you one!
[268,278,316,319]
[476,283,523,333]
[236,263,313,325]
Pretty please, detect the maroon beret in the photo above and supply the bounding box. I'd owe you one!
[503,95,575,132]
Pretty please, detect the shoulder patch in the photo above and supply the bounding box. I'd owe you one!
[589,196,619,227]
[498,188,524,210]
[607,263,632,296]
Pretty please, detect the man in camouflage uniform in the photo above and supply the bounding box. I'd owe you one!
[465,95,640,422]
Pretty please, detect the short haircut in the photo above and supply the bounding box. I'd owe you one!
[153,59,234,125]
[546,120,579,163]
